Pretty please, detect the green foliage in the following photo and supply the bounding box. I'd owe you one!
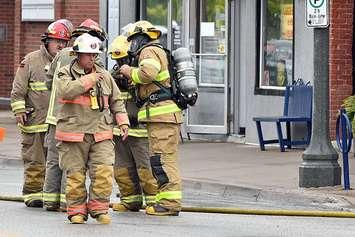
[146,0,168,26]
[342,95,355,133]
[204,0,225,28]
[172,0,183,22]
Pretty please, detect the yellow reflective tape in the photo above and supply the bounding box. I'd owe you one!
[113,127,120,136]
[140,58,161,72]
[113,128,148,137]
[155,70,170,82]
[131,68,143,84]
[119,91,133,100]
[45,115,57,125]
[121,195,143,203]
[11,100,26,112]
[144,195,156,204]
[128,128,148,137]
[46,62,60,124]
[18,123,48,133]
[155,191,182,202]
[28,82,48,91]
[43,193,60,202]
[138,103,181,121]
[23,193,43,202]
[60,194,66,203]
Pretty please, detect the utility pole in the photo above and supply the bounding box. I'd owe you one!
[299,0,341,187]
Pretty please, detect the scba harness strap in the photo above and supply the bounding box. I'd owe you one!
[135,81,173,108]
[134,43,190,110]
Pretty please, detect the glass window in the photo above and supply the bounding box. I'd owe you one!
[22,0,54,22]
[141,0,168,48]
[172,0,184,50]
[189,0,226,86]
[259,0,294,90]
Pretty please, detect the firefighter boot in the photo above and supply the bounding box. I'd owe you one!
[45,203,60,211]
[112,203,140,212]
[95,213,111,224]
[145,204,179,216]
[70,214,86,224]
[26,199,43,208]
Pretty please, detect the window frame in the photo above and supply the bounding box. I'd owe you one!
[255,0,295,96]
[21,0,55,22]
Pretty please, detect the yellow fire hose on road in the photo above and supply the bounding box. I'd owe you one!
[1,195,355,218]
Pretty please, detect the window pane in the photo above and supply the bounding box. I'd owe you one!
[172,0,184,50]
[188,89,225,126]
[200,0,226,54]
[141,0,168,48]
[261,0,293,88]
[195,55,225,85]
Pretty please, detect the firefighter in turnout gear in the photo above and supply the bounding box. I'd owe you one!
[108,35,158,212]
[120,20,182,216]
[43,19,106,212]
[56,33,129,224]
[10,20,71,208]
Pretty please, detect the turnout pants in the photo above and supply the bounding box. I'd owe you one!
[58,134,114,220]
[43,124,66,210]
[113,135,157,209]
[21,132,47,206]
[147,122,182,212]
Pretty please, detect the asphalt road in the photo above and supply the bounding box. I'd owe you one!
[1,201,355,237]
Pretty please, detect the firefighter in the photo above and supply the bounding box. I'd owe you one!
[10,20,71,208]
[108,35,158,212]
[43,19,107,212]
[120,20,182,216]
[56,33,129,224]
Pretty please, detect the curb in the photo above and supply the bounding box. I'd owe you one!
[0,156,22,168]
[182,179,355,212]
[0,156,353,212]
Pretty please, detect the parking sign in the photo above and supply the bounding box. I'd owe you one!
[306,0,329,28]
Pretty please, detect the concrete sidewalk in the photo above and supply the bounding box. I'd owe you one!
[2,110,355,211]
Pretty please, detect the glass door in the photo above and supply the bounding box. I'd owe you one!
[185,0,228,134]
[141,0,228,134]
[141,0,168,47]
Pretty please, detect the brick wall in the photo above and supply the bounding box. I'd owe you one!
[329,0,354,138]
[62,0,100,28]
[0,0,100,101]
[0,0,14,99]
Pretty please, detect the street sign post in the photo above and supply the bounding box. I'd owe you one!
[306,0,329,28]
[300,0,341,188]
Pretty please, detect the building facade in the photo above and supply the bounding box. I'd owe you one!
[0,0,353,143]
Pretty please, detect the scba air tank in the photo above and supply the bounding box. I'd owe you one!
[172,47,198,100]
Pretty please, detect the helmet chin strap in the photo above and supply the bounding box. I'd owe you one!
[128,34,150,56]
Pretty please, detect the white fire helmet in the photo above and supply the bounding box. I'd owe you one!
[72,33,103,54]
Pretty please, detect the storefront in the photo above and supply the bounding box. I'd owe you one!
[104,0,353,143]
[105,0,315,143]
[0,0,352,142]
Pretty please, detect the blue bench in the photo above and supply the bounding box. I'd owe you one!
[253,85,313,152]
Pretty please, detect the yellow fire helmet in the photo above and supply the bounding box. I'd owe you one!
[108,35,130,60]
[127,20,161,41]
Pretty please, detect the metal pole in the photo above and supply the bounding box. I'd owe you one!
[299,28,341,187]
[341,112,350,190]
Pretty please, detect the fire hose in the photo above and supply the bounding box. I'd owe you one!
[0,195,355,218]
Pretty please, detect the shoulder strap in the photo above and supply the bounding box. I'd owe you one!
[138,43,175,89]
